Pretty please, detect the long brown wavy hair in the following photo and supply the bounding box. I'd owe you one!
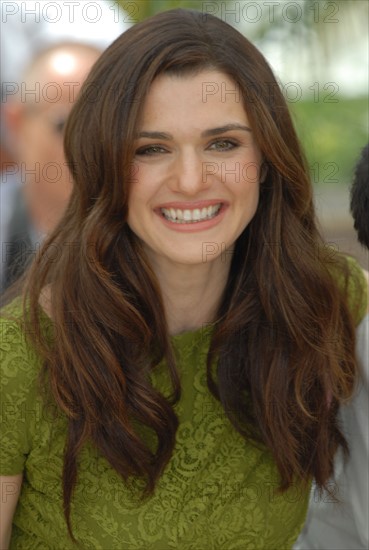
[19,9,361,541]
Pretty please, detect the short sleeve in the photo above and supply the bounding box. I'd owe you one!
[0,314,40,475]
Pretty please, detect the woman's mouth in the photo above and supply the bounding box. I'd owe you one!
[160,203,222,224]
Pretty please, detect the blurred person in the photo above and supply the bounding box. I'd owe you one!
[294,144,369,550]
[0,9,368,549]
[1,42,101,292]
[0,0,131,293]
[0,141,16,172]
[0,12,35,293]
[351,143,369,249]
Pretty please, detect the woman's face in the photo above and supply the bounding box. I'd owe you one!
[128,69,263,267]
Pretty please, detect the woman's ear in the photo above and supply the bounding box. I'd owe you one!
[260,159,269,183]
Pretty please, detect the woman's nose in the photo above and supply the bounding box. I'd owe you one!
[168,150,213,195]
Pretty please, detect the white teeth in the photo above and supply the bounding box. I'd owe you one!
[160,203,222,223]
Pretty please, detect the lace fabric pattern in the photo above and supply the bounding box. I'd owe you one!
[1,306,310,550]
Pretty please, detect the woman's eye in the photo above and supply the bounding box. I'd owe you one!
[208,139,238,152]
[135,145,167,156]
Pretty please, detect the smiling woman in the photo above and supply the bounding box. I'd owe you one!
[1,8,368,550]
[128,70,262,276]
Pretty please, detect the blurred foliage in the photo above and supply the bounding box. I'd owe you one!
[290,96,368,186]
[117,0,204,22]
[243,0,368,45]
[117,0,368,30]
[301,0,368,57]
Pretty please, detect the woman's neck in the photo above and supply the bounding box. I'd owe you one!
[146,253,232,335]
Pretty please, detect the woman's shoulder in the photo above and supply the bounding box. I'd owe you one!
[0,296,44,388]
[328,255,368,325]
[1,295,29,351]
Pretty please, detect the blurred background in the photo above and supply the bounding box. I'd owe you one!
[1,0,368,275]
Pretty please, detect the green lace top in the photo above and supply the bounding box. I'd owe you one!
[1,257,367,550]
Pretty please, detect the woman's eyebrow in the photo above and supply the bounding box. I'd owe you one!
[136,124,252,140]
[137,131,172,140]
[202,124,252,136]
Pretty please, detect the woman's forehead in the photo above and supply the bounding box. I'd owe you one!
[139,70,248,128]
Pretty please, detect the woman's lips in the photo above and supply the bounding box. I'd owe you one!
[160,203,222,223]
[155,202,228,232]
